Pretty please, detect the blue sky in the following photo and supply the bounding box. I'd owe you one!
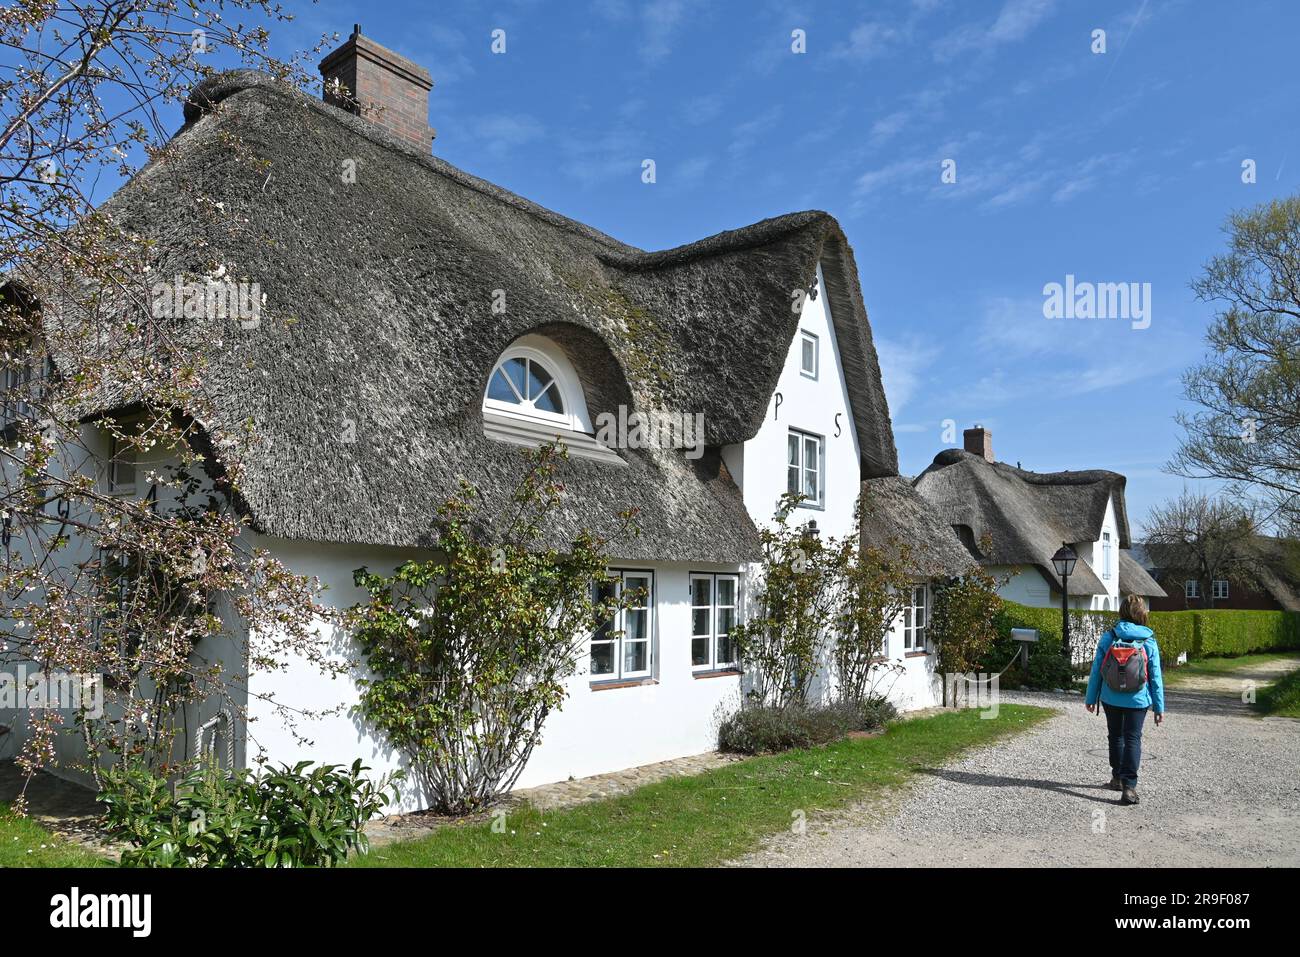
[263,0,1298,532]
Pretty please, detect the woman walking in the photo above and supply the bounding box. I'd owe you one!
[1085,594,1165,806]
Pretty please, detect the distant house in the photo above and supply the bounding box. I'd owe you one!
[1,29,969,803]
[913,428,1165,612]
[1137,538,1300,612]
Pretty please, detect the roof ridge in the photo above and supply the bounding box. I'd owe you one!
[182,70,837,272]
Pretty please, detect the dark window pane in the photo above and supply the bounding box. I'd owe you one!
[787,433,799,467]
[717,607,736,637]
[533,382,564,413]
[717,578,736,606]
[624,641,647,673]
[692,607,711,637]
[487,368,520,403]
[692,578,711,607]
[626,608,647,642]
[525,359,553,402]
[691,637,709,666]
[501,357,527,396]
[591,642,613,675]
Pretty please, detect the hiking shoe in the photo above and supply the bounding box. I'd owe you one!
[1105,777,1122,791]
[1121,785,1140,806]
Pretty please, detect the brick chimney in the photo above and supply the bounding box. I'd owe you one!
[963,426,994,462]
[319,25,434,151]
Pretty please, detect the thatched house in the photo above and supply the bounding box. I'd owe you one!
[914,428,1165,612]
[2,29,969,799]
[1137,538,1300,612]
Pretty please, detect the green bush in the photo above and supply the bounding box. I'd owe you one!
[100,759,400,868]
[718,700,892,755]
[1024,653,1074,690]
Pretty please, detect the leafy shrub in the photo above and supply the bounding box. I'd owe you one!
[855,697,898,730]
[100,759,399,868]
[1024,653,1075,691]
[350,444,639,815]
[718,700,892,755]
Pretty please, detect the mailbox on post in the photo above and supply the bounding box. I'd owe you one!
[1010,627,1039,675]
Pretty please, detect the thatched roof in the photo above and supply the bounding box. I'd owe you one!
[913,448,1132,597]
[1118,549,1166,598]
[859,476,974,579]
[1142,537,1300,610]
[40,70,900,561]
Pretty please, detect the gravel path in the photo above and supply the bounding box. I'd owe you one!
[737,680,1300,867]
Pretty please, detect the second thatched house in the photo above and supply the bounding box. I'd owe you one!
[914,427,1165,613]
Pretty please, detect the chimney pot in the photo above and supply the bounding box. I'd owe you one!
[963,426,994,463]
[318,28,434,152]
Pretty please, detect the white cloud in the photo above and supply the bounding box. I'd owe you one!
[836,21,902,60]
[470,114,545,157]
[934,0,1056,60]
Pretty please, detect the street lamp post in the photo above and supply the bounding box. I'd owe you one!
[1051,544,1078,666]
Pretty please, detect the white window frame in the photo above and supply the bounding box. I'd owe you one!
[483,344,583,432]
[799,329,819,380]
[1212,579,1229,600]
[902,583,929,653]
[690,572,740,672]
[590,569,654,682]
[108,435,138,495]
[786,427,825,509]
[1184,579,1200,599]
[2,360,33,426]
[1101,532,1112,580]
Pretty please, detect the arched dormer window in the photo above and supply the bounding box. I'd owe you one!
[485,349,570,426]
[482,335,622,464]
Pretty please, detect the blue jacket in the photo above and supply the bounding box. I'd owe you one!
[1085,620,1165,713]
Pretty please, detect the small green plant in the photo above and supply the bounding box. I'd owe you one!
[99,759,399,867]
[930,564,1004,704]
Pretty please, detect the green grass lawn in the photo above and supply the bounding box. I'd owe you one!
[0,804,107,867]
[1257,667,1300,718]
[1164,650,1300,683]
[351,703,1055,868]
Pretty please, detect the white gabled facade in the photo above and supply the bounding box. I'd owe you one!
[244,261,943,805]
[989,492,1122,613]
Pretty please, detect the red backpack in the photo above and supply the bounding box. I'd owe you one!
[1100,633,1149,693]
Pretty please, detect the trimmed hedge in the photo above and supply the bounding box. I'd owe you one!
[1147,610,1196,663]
[1194,609,1300,657]
[985,601,1300,674]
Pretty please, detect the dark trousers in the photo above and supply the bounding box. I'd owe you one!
[1103,703,1147,787]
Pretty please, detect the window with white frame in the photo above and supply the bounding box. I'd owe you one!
[1101,532,1112,580]
[108,435,138,494]
[691,573,739,671]
[1212,579,1229,600]
[903,584,928,653]
[786,428,825,508]
[799,330,818,379]
[486,351,568,421]
[1184,580,1200,599]
[2,361,33,425]
[590,570,653,681]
